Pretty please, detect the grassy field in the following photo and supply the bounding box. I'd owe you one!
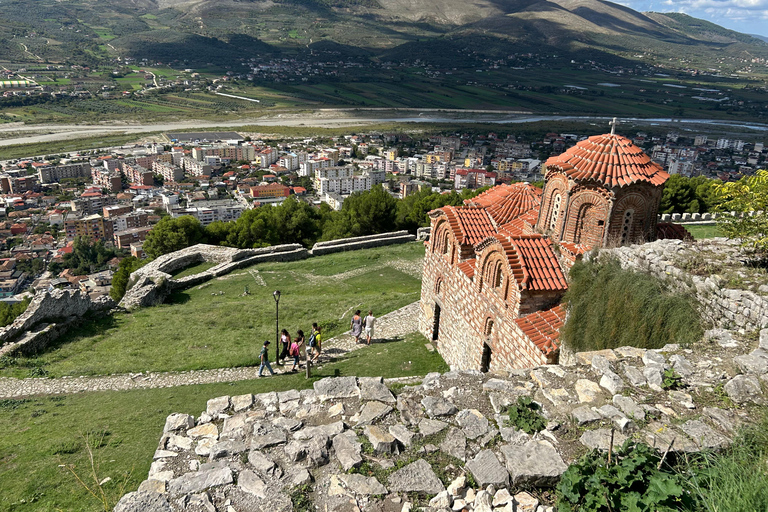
[0,133,157,160]
[0,331,446,512]
[684,223,722,239]
[0,243,425,378]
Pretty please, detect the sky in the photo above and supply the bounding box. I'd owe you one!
[613,0,768,37]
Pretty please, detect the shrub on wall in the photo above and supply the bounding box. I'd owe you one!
[561,256,703,352]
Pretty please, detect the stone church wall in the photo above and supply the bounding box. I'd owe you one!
[419,245,548,372]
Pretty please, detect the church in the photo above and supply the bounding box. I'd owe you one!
[418,129,681,372]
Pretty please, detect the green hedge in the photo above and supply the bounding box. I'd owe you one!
[561,256,703,352]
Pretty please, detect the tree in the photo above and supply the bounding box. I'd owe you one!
[61,237,117,275]
[143,216,207,259]
[322,185,397,240]
[110,256,144,301]
[660,174,697,214]
[713,169,768,257]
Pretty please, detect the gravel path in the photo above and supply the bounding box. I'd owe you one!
[0,302,421,399]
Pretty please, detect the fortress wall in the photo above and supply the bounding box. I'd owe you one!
[310,232,415,256]
[599,238,768,332]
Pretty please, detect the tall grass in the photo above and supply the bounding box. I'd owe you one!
[682,410,768,512]
[561,256,703,352]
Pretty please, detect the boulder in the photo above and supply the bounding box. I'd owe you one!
[333,432,363,471]
[248,450,281,477]
[599,371,625,395]
[456,409,491,439]
[501,440,567,486]
[114,491,171,512]
[206,396,230,416]
[364,425,398,454]
[396,395,425,425]
[387,459,445,494]
[421,395,458,417]
[329,474,387,496]
[187,423,218,439]
[419,418,449,436]
[209,440,246,460]
[389,424,420,449]
[681,420,730,450]
[575,379,602,403]
[439,427,467,461]
[579,428,628,451]
[356,401,393,426]
[466,449,509,487]
[163,414,194,433]
[167,467,233,495]
[570,406,602,426]
[238,470,267,498]
[359,376,396,403]
[734,350,768,375]
[314,377,360,401]
[231,394,254,412]
[724,374,764,404]
[250,422,287,449]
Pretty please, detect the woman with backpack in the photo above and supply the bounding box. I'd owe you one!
[309,323,322,364]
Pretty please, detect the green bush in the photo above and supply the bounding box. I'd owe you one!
[561,257,703,352]
[505,396,546,435]
[556,440,693,512]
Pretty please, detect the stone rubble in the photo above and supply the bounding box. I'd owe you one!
[116,325,767,511]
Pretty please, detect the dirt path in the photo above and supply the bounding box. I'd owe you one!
[0,302,421,399]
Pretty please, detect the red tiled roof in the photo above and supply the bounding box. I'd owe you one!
[560,241,590,255]
[545,134,669,189]
[656,222,694,241]
[465,183,542,226]
[497,210,539,237]
[513,236,568,291]
[515,304,566,355]
[440,206,496,246]
[457,259,476,279]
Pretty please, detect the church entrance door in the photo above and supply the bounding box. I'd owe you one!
[432,304,441,341]
[480,343,492,373]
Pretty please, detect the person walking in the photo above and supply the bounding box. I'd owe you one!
[350,310,363,344]
[289,330,304,372]
[364,310,376,345]
[278,329,291,365]
[309,323,322,363]
[258,340,274,377]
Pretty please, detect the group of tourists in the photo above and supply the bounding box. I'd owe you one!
[350,310,376,345]
[257,309,377,378]
[258,322,322,377]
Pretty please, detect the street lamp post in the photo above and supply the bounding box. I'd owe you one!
[273,290,281,364]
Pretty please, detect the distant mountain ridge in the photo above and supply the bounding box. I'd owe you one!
[3,0,767,68]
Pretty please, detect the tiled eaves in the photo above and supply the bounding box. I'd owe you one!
[514,303,567,355]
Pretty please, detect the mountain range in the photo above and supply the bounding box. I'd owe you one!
[2,0,767,69]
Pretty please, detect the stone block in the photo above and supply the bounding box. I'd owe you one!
[114,491,171,512]
[313,376,360,401]
[238,470,267,498]
[579,429,628,451]
[206,396,230,416]
[456,409,491,439]
[388,459,445,494]
[333,432,363,471]
[356,401,393,426]
[359,376,396,403]
[421,395,458,417]
[364,425,398,454]
[599,371,625,395]
[419,418,449,436]
[167,467,233,495]
[231,394,253,412]
[163,414,194,433]
[681,420,730,450]
[570,406,602,426]
[466,449,509,487]
[501,440,567,487]
[329,474,387,496]
[389,424,420,449]
[725,375,764,404]
[439,427,467,461]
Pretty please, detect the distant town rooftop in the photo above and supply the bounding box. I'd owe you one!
[165,132,243,143]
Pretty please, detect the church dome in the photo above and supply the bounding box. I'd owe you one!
[544,134,669,189]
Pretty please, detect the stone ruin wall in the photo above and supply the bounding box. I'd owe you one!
[0,231,417,358]
[599,238,768,333]
[0,289,114,357]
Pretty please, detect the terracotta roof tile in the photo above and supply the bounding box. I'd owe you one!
[512,236,568,291]
[497,209,540,237]
[457,259,476,279]
[515,304,566,355]
[465,183,542,225]
[441,206,496,246]
[559,241,590,257]
[656,222,694,241]
[545,134,669,189]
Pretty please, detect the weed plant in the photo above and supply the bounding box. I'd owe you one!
[562,257,703,352]
[505,396,546,435]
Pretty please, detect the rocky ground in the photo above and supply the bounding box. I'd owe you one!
[114,325,768,512]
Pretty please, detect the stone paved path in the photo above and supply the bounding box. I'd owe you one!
[0,302,421,399]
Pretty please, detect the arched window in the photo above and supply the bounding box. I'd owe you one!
[441,230,450,254]
[493,261,503,288]
[620,209,634,245]
[549,193,562,232]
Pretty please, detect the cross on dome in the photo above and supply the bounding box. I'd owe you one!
[609,117,620,135]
